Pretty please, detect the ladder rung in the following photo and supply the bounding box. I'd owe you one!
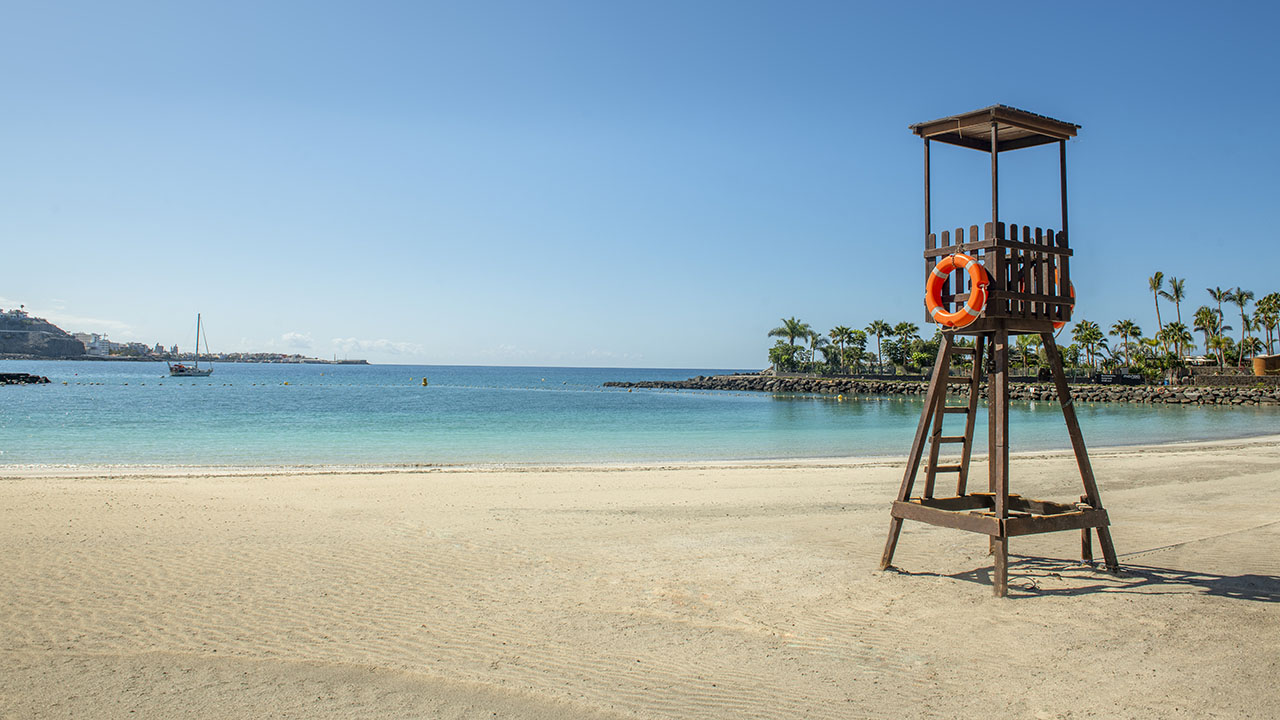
[941,406,970,414]
[946,376,975,384]
[931,464,963,473]
[948,346,976,354]
[935,436,967,444]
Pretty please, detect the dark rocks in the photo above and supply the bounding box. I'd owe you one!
[0,372,51,385]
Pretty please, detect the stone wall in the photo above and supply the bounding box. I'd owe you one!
[1190,374,1280,388]
[603,374,1280,406]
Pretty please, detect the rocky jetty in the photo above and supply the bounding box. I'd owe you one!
[604,374,1280,406]
[0,372,52,385]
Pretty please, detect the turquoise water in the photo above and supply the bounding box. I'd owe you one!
[0,360,1274,467]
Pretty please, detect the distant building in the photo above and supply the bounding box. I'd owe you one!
[73,333,102,356]
[80,334,116,357]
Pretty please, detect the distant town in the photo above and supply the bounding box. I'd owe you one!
[0,307,369,364]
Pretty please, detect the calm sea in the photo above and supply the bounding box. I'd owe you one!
[0,360,1273,467]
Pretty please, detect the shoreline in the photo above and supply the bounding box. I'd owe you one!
[6,432,1279,479]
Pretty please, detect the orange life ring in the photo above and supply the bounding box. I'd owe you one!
[1014,266,1076,330]
[925,253,989,329]
[1053,281,1075,330]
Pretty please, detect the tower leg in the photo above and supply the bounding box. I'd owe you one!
[881,334,955,570]
[1041,332,1119,572]
[990,326,1010,597]
[992,536,1009,596]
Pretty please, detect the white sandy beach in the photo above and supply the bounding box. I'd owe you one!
[3,437,1279,719]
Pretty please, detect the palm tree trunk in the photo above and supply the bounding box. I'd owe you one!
[1239,310,1248,368]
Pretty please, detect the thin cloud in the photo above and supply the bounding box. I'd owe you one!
[281,331,313,349]
[587,348,642,362]
[0,296,134,337]
[331,337,424,355]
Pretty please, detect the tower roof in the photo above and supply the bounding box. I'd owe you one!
[910,105,1079,152]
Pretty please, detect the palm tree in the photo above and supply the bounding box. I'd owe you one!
[866,320,893,374]
[1138,337,1160,362]
[1256,292,1280,355]
[847,329,868,372]
[1071,320,1105,369]
[1014,334,1042,374]
[768,317,812,349]
[807,331,829,369]
[1148,272,1165,333]
[1207,286,1229,323]
[1159,276,1186,325]
[1226,288,1254,368]
[1208,334,1232,368]
[1240,335,1264,363]
[1160,321,1194,359]
[1192,306,1220,359]
[893,322,920,372]
[1109,319,1142,367]
[828,326,854,372]
[893,322,919,348]
[819,344,842,368]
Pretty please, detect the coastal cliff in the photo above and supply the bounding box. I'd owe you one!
[0,312,85,359]
[604,374,1280,406]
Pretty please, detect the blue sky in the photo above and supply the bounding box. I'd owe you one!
[2,1,1276,366]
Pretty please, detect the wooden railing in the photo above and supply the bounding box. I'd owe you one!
[924,221,1074,325]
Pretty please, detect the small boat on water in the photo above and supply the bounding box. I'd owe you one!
[168,313,214,377]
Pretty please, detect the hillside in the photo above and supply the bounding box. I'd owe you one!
[0,311,85,358]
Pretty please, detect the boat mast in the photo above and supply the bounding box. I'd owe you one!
[194,313,201,369]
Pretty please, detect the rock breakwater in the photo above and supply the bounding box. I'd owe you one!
[0,372,51,385]
[603,375,1280,406]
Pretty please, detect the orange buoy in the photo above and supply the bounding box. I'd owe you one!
[924,253,989,329]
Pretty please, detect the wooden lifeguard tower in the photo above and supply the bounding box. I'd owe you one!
[879,105,1119,597]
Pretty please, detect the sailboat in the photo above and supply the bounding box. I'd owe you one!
[168,313,214,377]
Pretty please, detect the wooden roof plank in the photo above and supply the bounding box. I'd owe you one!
[910,105,1079,152]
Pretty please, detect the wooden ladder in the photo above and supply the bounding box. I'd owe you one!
[920,338,986,500]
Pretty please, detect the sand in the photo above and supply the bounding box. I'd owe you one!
[2,437,1279,719]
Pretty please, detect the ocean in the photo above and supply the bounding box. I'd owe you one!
[0,360,1273,467]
